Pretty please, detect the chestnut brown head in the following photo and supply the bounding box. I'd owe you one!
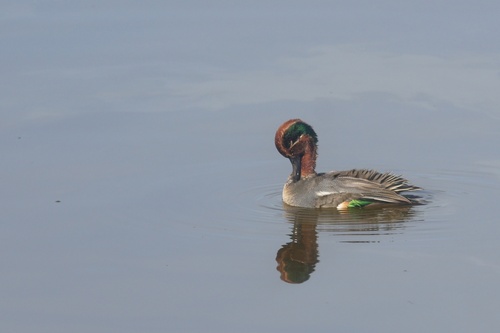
[275,119,318,157]
[275,119,318,180]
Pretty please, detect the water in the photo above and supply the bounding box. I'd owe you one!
[2,2,500,333]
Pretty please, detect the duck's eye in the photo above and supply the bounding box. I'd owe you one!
[284,132,303,149]
[288,139,298,148]
[288,134,304,148]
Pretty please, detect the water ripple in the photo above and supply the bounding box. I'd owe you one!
[173,165,498,243]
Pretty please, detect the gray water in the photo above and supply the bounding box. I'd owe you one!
[2,2,500,332]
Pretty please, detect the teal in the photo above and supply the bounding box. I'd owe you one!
[275,119,421,209]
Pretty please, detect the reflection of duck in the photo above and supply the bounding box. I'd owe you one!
[283,204,416,239]
[276,204,418,283]
[276,212,318,284]
[275,119,422,209]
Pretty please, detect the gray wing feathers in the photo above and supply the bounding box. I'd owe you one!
[315,169,420,205]
[329,169,421,193]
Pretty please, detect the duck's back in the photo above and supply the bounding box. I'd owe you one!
[283,169,421,208]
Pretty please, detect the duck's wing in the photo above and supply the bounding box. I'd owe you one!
[330,169,421,193]
[313,169,420,206]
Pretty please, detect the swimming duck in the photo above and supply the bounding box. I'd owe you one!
[275,119,421,209]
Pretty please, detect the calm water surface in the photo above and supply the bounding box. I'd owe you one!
[2,2,500,333]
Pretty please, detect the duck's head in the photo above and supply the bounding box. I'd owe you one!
[275,119,318,181]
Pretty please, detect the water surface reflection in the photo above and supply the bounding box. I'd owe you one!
[276,204,419,283]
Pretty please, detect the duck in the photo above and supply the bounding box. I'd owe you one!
[275,119,421,209]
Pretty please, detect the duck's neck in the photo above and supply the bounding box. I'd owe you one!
[300,139,317,178]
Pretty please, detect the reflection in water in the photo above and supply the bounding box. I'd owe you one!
[276,204,418,284]
[276,217,318,284]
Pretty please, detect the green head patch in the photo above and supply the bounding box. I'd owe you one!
[283,121,318,148]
